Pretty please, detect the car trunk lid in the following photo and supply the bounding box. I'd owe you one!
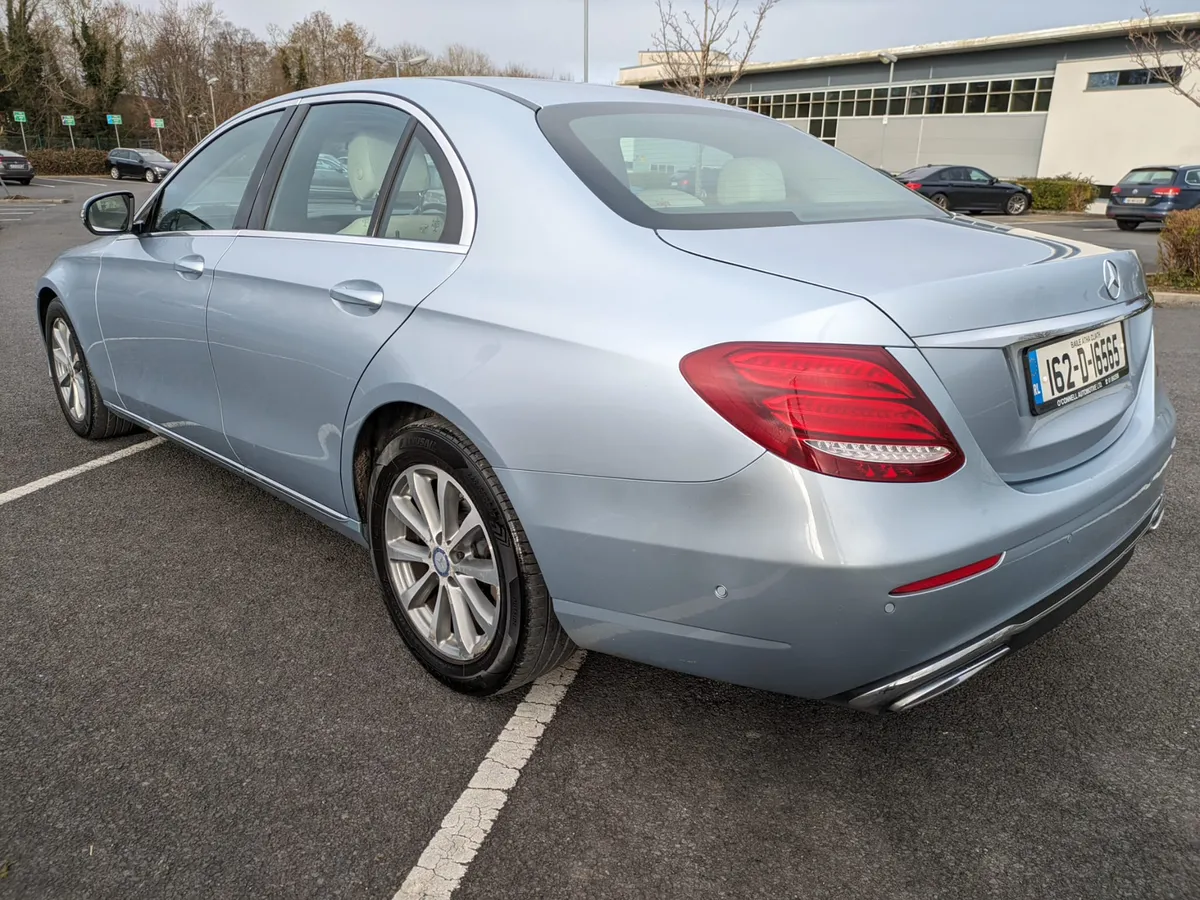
[658,216,1152,484]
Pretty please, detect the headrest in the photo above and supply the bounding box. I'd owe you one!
[346,134,396,202]
[717,158,786,206]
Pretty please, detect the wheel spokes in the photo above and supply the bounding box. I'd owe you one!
[455,557,500,587]
[387,537,430,564]
[411,470,442,540]
[389,492,431,545]
[446,510,482,552]
[460,576,497,630]
[398,569,436,611]
[446,583,480,655]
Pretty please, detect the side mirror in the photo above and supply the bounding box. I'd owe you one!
[81,191,135,236]
[989,176,998,185]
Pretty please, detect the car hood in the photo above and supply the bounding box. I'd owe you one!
[657,214,1144,337]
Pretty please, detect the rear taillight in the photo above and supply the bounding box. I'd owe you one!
[904,182,922,190]
[1110,185,1121,194]
[680,343,965,483]
[1153,186,1182,198]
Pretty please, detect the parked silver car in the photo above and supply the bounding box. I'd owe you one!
[37,78,1175,712]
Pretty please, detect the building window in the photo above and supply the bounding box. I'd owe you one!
[723,73,1055,122]
[1087,66,1183,90]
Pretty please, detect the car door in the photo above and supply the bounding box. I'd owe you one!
[117,151,137,177]
[931,167,966,207]
[95,108,289,455]
[207,97,467,514]
[966,167,1003,210]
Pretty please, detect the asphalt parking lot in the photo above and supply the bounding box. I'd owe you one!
[1017,214,1163,274]
[1,197,1197,900]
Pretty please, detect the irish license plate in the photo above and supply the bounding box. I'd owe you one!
[1124,197,1147,204]
[1025,320,1129,415]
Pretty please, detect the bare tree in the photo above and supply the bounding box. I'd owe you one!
[649,0,778,100]
[1127,2,1200,110]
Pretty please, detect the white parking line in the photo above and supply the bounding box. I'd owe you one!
[393,651,586,900]
[33,177,104,186]
[0,438,165,508]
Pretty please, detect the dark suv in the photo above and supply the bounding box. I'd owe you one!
[107,148,177,183]
[1106,165,1200,230]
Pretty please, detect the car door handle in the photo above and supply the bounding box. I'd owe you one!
[330,280,384,310]
[174,255,205,278]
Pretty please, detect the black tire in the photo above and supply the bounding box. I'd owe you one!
[930,192,950,210]
[110,167,121,180]
[44,299,137,440]
[17,178,31,186]
[1006,193,1030,215]
[1116,220,1140,231]
[367,415,575,696]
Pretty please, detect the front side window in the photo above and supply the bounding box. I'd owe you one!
[151,110,283,233]
[266,102,410,236]
[968,169,992,183]
[539,102,935,230]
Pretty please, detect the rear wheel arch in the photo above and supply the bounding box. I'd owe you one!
[348,396,507,529]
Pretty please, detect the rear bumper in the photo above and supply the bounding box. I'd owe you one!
[835,495,1162,712]
[1106,203,1170,221]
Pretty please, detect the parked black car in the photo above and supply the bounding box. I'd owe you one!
[0,148,35,185]
[897,164,1032,215]
[1106,164,1200,230]
[107,148,177,182]
[669,165,723,198]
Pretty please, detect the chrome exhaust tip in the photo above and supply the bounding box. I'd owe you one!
[888,647,1010,712]
[1149,502,1165,532]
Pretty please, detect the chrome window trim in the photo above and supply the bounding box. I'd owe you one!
[136,90,475,249]
[113,228,466,255]
[237,230,468,254]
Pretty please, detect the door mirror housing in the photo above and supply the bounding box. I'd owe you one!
[988,176,998,185]
[82,191,135,235]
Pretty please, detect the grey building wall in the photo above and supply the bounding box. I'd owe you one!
[835,114,1048,177]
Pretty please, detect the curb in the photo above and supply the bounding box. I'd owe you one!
[1153,291,1200,308]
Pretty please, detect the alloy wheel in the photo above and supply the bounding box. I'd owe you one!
[110,167,120,179]
[1007,194,1029,215]
[50,318,88,423]
[145,169,156,183]
[383,464,501,662]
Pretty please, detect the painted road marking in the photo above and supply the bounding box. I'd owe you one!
[393,651,587,900]
[0,438,165,508]
[33,177,108,186]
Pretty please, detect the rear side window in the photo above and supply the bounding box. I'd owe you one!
[1185,170,1200,186]
[375,131,462,244]
[1119,168,1176,185]
[538,101,937,230]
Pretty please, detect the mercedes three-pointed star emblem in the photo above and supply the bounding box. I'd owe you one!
[1103,259,1121,300]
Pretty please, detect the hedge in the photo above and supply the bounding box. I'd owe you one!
[1158,208,1200,287]
[25,148,110,176]
[1013,174,1099,212]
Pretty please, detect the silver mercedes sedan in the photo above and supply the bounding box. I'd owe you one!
[36,78,1175,712]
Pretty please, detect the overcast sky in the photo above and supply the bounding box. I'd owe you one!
[183,0,1200,81]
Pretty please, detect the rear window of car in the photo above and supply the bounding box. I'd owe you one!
[1119,168,1177,185]
[537,101,939,230]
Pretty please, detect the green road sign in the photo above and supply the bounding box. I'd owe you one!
[61,115,75,127]
[150,117,165,129]
[106,113,122,126]
[13,111,26,123]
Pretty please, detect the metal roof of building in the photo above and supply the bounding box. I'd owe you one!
[618,13,1200,85]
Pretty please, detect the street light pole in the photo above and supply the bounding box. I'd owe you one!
[206,76,219,129]
[583,0,589,83]
[878,53,897,169]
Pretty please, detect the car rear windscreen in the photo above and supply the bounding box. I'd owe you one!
[1119,168,1177,185]
[538,101,939,230]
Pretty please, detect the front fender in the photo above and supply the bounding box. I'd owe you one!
[36,239,116,399]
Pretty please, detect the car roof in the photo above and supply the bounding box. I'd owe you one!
[241,76,721,117]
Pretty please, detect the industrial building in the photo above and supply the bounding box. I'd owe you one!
[617,14,1200,186]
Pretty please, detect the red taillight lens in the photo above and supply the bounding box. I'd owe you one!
[1110,185,1122,194]
[890,554,1003,595]
[680,343,965,483]
[904,182,922,190]
[1153,186,1182,197]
